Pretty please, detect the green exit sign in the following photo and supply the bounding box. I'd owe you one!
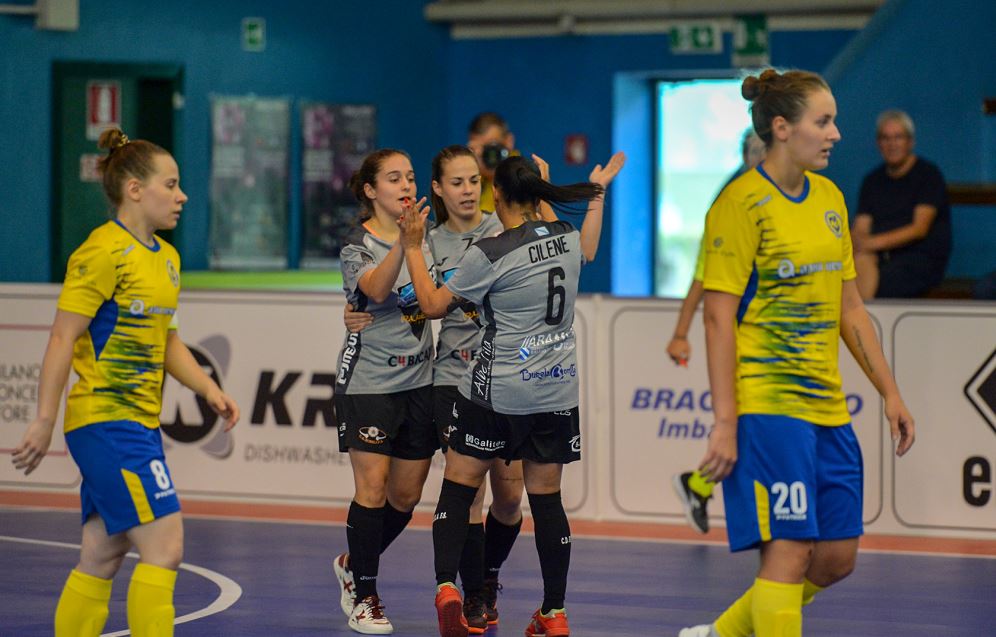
[242,17,266,52]
[669,22,722,54]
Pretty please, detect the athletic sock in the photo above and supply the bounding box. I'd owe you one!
[126,562,178,637]
[459,522,485,596]
[347,500,385,599]
[528,491,570,613]
[689,470,715,498]
[751,578,803,637]
[484,509,522,581]
[54,569,112,637]
[434,479,479,586]
[714,584,753,637]
[379,502,413,554]
[802,578,823,606]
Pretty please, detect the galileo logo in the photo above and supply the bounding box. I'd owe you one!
[965,347,996,438]
[160,335,234,458]
[824,210,843,238]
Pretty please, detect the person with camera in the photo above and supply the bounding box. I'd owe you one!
[466,113,516,213]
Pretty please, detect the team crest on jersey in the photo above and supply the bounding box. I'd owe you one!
[166,260,180,287]
[824,210,843,238]
[358,426,388,444]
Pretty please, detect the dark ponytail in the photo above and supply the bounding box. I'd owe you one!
[493,156,602,218]
[431,145,479,228]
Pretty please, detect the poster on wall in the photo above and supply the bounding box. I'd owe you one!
[299,103,376,269]
[209,95,290,269]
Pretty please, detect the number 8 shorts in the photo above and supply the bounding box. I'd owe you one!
[65,420,181,535]
[723,414,863,552]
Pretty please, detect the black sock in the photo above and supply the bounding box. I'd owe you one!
[433,479,479,586]
[380,502,413,554]
[484,509,522,581]
[347,500,384,600]
[528,491,570,613]
[459,523,485,596]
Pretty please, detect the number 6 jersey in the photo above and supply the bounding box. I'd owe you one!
[443,220,583,415]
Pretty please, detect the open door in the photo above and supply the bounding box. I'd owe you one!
[51,62,182,281]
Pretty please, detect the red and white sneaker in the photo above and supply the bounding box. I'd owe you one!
[348,595,393,634]
[334,553,356,616]
[435,583,469,637]
[524,608,569,637]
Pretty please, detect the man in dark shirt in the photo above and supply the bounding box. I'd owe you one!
[853,110,952,299]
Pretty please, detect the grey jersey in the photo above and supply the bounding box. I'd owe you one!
[428,213,504,387]
[336,225,435,394]
[445,220,583,414]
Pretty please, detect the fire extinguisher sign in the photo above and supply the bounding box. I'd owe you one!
[86,81,121,141]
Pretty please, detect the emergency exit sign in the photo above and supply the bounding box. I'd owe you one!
[669,22,722,54]
[242,17,266,52]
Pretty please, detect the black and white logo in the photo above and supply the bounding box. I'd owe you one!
[160,335,234,459]
[965,347,996,438]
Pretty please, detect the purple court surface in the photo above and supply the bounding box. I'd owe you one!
[2,508,994,636]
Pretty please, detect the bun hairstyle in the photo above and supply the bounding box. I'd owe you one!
[431,145,478,227]
[348,148,410,222]
[96,128,168,207]
[742,69,830,145]
[493,155,603,220]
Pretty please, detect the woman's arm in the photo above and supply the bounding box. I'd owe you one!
[579,152,626,262]
[840,279,915,455]
[165,331,240,431]
[667,279,704,366]
[700,290,741,481]
[11,310,91,475]
[357,240,405,304]
[398,201,459,319]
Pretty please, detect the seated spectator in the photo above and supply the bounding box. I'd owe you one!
[852,110,952,299]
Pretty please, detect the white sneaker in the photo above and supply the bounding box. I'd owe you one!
[678,624,718,637]
[334,553,356,616]
[348,595,394,634]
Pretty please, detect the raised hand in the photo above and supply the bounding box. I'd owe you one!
[532,153,551,182]
[397,196,430,249]
[589,151,627,188]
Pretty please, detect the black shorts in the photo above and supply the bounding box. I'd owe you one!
[450,392,581,464]
[335,385,438,460]
[434,385,461,452]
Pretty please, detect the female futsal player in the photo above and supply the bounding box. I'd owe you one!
[399,151,624,637]
[12,128,240,637]
[679,69,915,637]
[332,149,438,634]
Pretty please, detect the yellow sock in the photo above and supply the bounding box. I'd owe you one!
[751,578,803,637]
[802,578,823,606]
[714,584,753,637]
[689,470,715,498]
[127,563,178,637]
[55,569,113,637]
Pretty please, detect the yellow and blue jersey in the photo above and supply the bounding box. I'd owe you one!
[58,220,181,433]
[702,166,856,426]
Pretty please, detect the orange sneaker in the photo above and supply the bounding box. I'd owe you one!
[435,583,469,637]
[524,608,569,637]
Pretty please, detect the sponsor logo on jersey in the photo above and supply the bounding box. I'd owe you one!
[128,298,176,318]
[518,328,576,361]
[337,332,359,385]
[520,363,577,382]
[776,258,843,280]
[450,349,478,363]
[824,210,843,238]
[464,433,505,452]
[387,347,433,368]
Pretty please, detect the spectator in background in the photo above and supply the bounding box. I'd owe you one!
[852,110,952,299]
[466,113,516,213]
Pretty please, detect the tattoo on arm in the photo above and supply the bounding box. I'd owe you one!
[853,326,875,375]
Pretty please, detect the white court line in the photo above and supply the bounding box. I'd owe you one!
[0,535,243,636]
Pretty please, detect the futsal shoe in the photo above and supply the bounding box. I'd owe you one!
[348,595,394,634]
[678,624,719,637]
[334,553,357,616]
[672,472,711,534]
[435,583,469,637]
[462,592,489,634]
[524,608,569,637]
[481,577,502,624]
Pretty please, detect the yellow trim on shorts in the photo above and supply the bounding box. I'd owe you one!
[754,480,771,542]
[121,469,155,524]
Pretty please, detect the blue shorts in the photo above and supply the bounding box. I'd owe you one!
[65,420,181,535]
[724,415,863,552]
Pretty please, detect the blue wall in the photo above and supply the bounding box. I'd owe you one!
[0,0,448,280]
[824,0,996,279]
